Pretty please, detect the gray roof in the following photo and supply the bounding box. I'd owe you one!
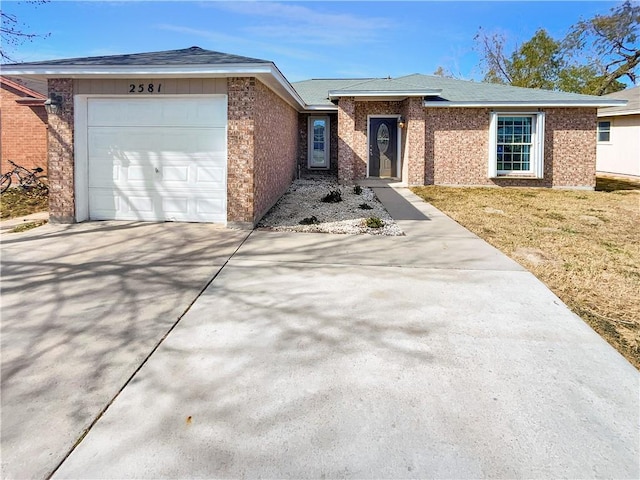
[2,46,268,67]
[598,86,640,116]
[293,74,624,107]
[293,78,374,106]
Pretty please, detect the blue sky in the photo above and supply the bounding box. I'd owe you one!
[2,1,621,82]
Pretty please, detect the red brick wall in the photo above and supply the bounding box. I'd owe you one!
[545,108,596,188]
[227,77,256,224]
[227,77,298,225]
[0,85,48,175]
[253,79,298,222]
[426,108,491,186]
[401,97,425,186]
[337,97,356,183]
[47,79,75,223]
[424,107,597,188]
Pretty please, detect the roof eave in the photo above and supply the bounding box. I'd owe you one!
[0,63,278,78]
[0,76,47,98]
[423,100,627,108]
[302,105,339,113]
[597,109,640,117]
[15,98,46,106]
[1,62,309,111]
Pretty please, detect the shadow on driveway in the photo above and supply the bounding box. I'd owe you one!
[0,221,248,480]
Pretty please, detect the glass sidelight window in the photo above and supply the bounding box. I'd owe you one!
[308,116,329,169]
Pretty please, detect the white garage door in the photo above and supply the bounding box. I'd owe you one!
[87,96,227,223]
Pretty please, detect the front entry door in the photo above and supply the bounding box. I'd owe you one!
[369,117,398,177]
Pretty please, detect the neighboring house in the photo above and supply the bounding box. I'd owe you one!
[596,86,640,178]
[0,76,48,175]
[1,47,624,227]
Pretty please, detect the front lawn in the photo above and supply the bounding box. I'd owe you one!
[412,177,640,369]
[0,187,49,220]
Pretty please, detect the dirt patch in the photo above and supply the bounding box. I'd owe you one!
[412,178,640,370]
[512,247,559,266]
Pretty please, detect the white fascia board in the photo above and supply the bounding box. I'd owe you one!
[329,89,442,100]
[423,99,627,108]
[0,63,277,78]
[2,61,309,110]
[303,105,338,112]
[597,109,640,117]
[260,64,307,110]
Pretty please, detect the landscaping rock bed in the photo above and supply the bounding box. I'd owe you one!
[258,177,403,236]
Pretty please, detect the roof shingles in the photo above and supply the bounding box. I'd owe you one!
[4,46,268,67]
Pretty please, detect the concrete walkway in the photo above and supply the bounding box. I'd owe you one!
[53,188,639,479]
[0,210,49,232]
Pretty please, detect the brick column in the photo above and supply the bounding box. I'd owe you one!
[403,97,426,185]
[337,97,355,184]
[47,79,75,223]
[227,77,256,226]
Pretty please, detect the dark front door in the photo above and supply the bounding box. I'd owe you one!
[369,117,398,177]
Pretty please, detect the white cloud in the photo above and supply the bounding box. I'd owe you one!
[156,24,321,61]
[209,1,394,46]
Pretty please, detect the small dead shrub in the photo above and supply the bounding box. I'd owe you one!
[321,190,343,203]
[353,185,363,195]
[359,203,373,210]
[299,215,320,225]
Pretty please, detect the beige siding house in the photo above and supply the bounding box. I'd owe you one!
[597,86,640,178]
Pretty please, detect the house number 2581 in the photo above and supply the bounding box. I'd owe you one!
[129,83,162,93]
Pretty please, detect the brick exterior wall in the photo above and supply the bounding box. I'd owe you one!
[298,112,338,177]
[425,108,491,186]
[253,79,298,222]
[424,107,597,188]
[47,79,75,223]
[337,97,356,183]
[335,102,595,188]
[227,77,298,225]
[401,98,425,186]
[545,108,596,188]
[0,84,48,175]
[227,77,256,224]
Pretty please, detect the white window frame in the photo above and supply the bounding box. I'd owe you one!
[307,116,330,169]
[488,111,545,179]
[597,120,611,143]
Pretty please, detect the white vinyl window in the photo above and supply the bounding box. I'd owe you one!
[597,121,611,143]
[307,116,330,169]
[489,112,545,178]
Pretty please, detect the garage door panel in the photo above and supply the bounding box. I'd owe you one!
[196,165,225,184]
[88,97,227,128]
[87,97,227,223]
[89,127,225,154]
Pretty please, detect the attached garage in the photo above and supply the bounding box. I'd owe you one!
[2,47,309,226]
[81,96,227,223]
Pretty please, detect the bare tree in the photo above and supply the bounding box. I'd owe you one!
[1,2,50,63]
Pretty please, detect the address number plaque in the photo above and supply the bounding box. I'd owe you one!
[128,83,163,93]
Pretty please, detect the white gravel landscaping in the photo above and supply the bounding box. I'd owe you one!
[257,177,404,236]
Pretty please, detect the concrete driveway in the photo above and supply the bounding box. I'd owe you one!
[49,189,639,479]
[0,221,249,480]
